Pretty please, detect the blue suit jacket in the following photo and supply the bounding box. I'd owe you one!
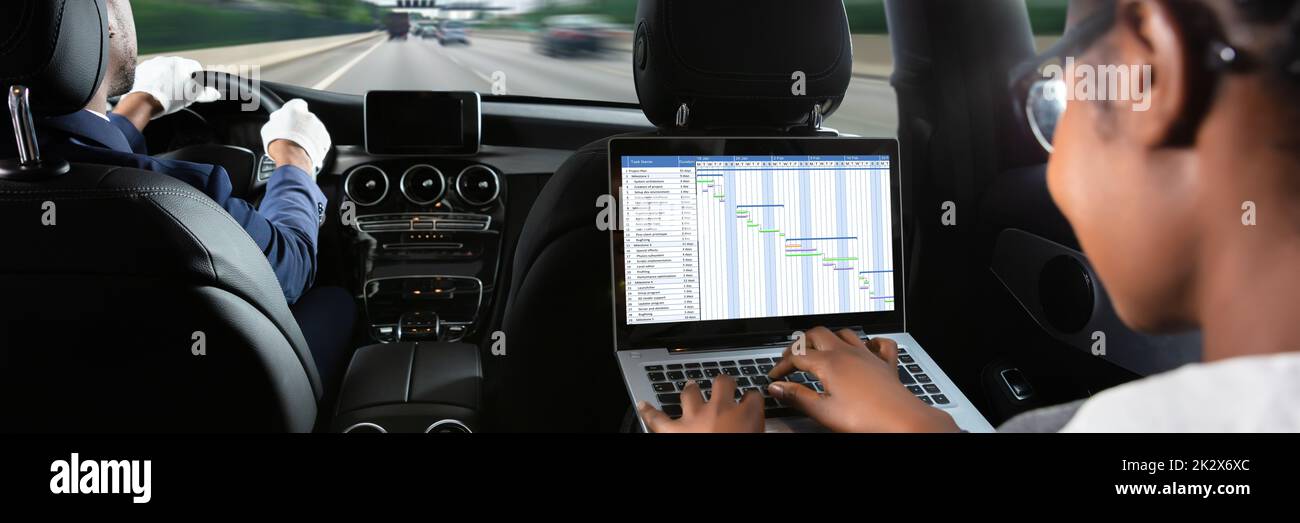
[33,110,327,304]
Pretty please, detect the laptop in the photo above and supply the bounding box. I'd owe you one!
[608,137,994,433]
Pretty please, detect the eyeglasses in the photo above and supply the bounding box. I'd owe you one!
[1011,1,1118,154]
[1010,0,1242,154]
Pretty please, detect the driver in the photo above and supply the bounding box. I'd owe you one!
[22,0,355,391]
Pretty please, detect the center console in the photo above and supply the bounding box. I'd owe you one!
[339,150,506,343]
[333,341,481,433]
[331,91,505,431]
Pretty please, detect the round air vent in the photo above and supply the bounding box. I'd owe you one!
[425,419,472,433]
[454,165,500,206]
[344,165,390,207]
[342,422,387,434]
[400,164,447,205]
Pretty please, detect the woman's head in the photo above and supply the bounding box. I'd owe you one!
[1047,0,1300,333]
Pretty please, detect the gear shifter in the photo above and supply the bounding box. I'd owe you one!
[397,311,441,342]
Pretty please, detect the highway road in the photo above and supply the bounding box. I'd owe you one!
[260,35,897,137]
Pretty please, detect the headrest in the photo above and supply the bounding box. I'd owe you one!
[633,0,854,131]
[0,0,109,117]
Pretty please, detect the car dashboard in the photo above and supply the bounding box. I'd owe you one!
[144,85,650,350]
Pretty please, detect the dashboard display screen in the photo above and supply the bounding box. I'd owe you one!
[365,91,480,155]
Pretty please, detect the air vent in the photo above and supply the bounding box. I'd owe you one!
[344,166,390,207]
[454,165,500,206]
[355,213,491,233]
[400,164,446,205]
[425,419,472,433]
[342,422,387,434]
[435,214,491,231]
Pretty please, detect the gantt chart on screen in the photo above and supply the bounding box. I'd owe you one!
[621,155,895,325]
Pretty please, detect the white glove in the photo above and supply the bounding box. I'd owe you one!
[261,99,332,174]
[127,56,220,118]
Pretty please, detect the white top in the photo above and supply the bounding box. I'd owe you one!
[84,109,110,122]
[1062,352,1300,432]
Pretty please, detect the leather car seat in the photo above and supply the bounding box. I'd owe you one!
[0,0,320,432]
[490,0,854,431]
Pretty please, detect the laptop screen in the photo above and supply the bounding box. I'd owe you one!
[609,138,905,351]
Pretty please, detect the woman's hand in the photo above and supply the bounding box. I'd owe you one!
[638,375,765,433]
[767,326,960,432]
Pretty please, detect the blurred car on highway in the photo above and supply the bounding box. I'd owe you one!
[438,20,471,46]
[413,21,438,39]
[533,15,616,57]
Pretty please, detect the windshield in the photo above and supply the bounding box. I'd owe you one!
[136,1,1067,138]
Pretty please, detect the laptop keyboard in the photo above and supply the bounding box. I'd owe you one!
[894,348,951,407]
[645,347,950,419]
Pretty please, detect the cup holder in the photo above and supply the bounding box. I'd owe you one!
[425,419,472,433]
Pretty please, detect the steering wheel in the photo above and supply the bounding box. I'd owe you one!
[153,71,287,201]
[198,70,285,114]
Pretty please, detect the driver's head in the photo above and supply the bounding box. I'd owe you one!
[103,0,138,98]
[1048,0,1300,333]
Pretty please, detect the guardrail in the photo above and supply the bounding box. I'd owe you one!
[140,31,385,70]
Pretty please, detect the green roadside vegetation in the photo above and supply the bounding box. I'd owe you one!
[844,0,1069,34]
[133,0,377,54]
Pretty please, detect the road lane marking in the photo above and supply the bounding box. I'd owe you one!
[469,69,493,85]
[574,60,633,78]
[437,46,494,88]
[313,38,387,91]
